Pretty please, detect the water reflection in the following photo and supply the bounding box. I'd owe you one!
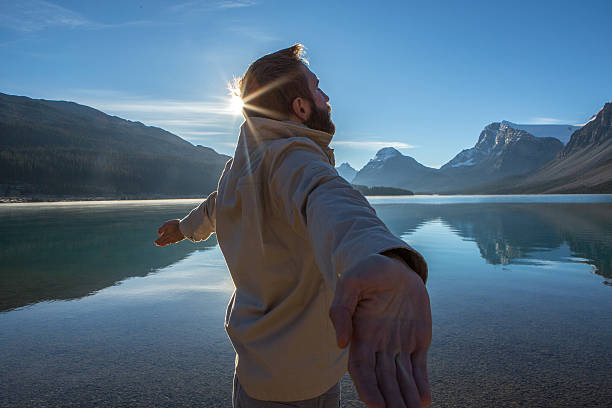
[0,202,216,312]
[2,200,610,313]
[94,248,234,300]
[375,203,612,279]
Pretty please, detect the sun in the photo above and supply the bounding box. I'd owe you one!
[229,92,244,116]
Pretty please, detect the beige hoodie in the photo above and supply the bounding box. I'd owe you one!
[179,117,427,401]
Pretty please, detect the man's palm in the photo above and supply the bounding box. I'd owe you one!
[329,254,432,408]
[155,219,185,246]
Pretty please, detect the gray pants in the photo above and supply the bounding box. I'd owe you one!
[232,373,341,407]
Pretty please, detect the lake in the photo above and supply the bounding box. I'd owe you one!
[1,196,611,407]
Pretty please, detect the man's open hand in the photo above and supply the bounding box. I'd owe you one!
[154,219,185,246]
[329,253,432,408]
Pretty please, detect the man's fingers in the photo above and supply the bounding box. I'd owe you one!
[328,306,352,348]
[349,348,385,408]
[410,351,431,407]
[155,236,168,246]
[155,232,181,247]
[155,220,185,247]
[157,223,168,235]
[398,355,426,408]
[376,352,406,408]
[158,220,179,235]
[329,276,360,348]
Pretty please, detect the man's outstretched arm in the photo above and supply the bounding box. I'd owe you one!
[269,140,431,407]
[154,190,217,246]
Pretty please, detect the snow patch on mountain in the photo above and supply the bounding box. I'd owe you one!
[444,123,534,169]
[374,147,402,161]
[450,158,475,167]
[501,121,580,145]
[364,147,404,169]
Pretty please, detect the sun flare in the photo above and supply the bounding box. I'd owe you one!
[229,93,244,115]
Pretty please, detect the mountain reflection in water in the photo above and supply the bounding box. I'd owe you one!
[0,200,216,312]
[375,202,612,279]
[1,199,611,313]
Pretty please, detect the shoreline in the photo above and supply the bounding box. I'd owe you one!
[3,193,612,205]
[0,195,207,204]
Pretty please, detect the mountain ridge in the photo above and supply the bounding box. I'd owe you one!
[350,107,611,194]
[2,91,610,198]
[500,120,580,145]
[0,92,230,200]
[472,102,612,194]
[352,147,446,191]
[335,162,357,182]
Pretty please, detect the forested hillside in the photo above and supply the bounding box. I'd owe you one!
[0,93,230,200]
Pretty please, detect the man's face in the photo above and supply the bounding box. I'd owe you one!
[302,67,335,136]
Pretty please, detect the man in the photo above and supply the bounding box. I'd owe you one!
[155,44,432,408]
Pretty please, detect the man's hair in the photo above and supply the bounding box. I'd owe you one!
[236,44,311,119]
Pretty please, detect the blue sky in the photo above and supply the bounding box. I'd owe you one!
[1,0,611,169]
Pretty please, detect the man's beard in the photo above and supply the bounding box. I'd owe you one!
[305,103,335,136]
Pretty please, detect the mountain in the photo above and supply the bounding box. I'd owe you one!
[481,103,612,193]
[353,122,564,193]
[500,121,581,145]
[0,92,230,200]
[440,122,564,190]
[352,147,450,192]
[335,162,357,182]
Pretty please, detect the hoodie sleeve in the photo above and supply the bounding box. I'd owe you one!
[178,190,217,242]
[269,138,428,290]
[178,157,233,242]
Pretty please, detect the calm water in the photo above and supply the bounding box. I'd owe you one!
[1,196,611,407]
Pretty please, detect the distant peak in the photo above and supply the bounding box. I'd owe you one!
[374,147,402,160]
[337,162,356,170]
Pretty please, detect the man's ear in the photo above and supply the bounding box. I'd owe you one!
[291,97,311,123]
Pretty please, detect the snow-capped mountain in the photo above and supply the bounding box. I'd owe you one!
[370,147,403,165]
[351,122,564,193]
[335,162,357,182]
[482,103,612,193]
[340,107,612,194]
[352,147,447,192]
[441,122,563,179]
[500,121,581,145]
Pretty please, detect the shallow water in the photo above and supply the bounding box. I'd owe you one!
[1,196,611,407]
